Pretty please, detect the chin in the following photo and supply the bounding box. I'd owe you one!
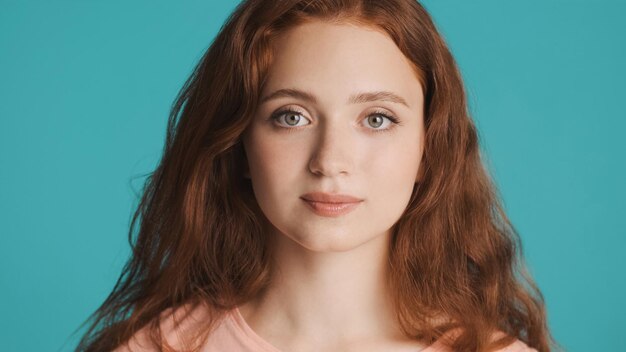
[286,230,381,253]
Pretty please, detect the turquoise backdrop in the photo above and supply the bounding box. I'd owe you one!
[1,1,624,351]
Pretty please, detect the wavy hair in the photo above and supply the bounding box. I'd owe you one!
[75,0,556,351]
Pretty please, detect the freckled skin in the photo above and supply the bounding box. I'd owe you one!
[243,21,425,253]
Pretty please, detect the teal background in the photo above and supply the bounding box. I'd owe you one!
[1,1,624,351]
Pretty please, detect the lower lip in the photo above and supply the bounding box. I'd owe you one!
[301,199,362,217]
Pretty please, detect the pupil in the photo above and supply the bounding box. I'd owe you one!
[287,113,299,125]
[370,115,382,128]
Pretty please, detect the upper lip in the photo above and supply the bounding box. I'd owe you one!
[300,192,363,203]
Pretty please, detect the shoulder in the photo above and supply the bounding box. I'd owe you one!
[112,324,154,352]
[428,329,538,352]
[493,338,537,352]
[112,302,215,352]
[490,331,538,352]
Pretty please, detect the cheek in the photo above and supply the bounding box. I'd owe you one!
[365,138,422,213]
[255,140,299,173]
[246,133,303,198]
[369,138,421,184]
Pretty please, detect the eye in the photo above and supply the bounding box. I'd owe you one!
[269,107,401,133]
[270,108,311,128]
[363,109,400,133]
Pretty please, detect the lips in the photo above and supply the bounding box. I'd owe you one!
[300,192,363,217]
[300,192,363,203]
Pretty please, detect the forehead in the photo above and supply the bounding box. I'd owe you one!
[263,21,423,108]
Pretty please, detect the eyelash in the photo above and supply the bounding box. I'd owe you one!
[269,107,401,133]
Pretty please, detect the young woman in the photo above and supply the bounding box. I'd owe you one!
[75,0,556,351]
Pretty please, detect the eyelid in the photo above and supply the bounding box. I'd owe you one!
[370,107,400,124]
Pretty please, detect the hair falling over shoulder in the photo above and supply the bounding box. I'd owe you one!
[74,1,557,351]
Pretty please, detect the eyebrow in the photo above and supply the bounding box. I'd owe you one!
[259,88,410,108]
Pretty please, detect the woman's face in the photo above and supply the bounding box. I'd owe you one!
[242,20,425,252]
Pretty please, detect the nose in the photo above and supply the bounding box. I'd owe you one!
[308,119,354,177]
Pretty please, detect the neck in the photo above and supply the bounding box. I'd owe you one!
[239,228,412,348]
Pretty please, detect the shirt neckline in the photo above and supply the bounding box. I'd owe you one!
[229,306,446,352]
[229,306,284,352]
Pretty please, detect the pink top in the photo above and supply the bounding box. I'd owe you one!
[202,307,537,352]
[116,305,538,352]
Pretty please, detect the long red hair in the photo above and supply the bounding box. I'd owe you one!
[75,1,556,351]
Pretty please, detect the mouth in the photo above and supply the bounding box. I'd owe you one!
[300,192,364,203]
[300,192,363,217]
